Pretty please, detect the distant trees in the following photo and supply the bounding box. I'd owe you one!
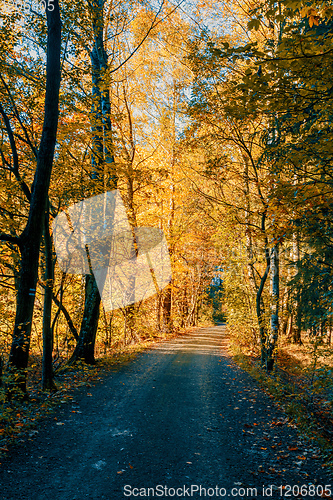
[6,0,331,393]
[186,0,333,368]
[0,0,218,396]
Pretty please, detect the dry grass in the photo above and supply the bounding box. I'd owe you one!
[278,335,333,372]
[232,333,333,469]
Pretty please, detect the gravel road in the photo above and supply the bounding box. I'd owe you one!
[0,325,331,499]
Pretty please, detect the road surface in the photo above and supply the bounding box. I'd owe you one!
[0,326,331,499]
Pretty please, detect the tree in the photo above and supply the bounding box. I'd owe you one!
[67,0,180,362]
[0,1,62,396]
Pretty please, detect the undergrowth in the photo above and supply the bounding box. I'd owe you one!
[233,351,333,472]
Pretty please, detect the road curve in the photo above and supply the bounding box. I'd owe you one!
[0,325,331,499]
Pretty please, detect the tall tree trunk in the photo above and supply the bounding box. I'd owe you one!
[266,242,279,372]
[124,175,138,344]
[6,4,61,397]
[256,213,271,368]
[69,275,101,364]
[243,155,257,292]
[70,0,117,365]
[292,234,302,344]
[163,284,173,331]
[42,201,57,391]
[163,177,175,332]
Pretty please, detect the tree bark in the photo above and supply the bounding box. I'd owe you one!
[163,284,173,331]
[266,242,279,372]
[69,274,101,364]
[256,214,271,368]
[42,201,57,391]
[69,0,117,365]
[292,231,302,344]
[6,4,61,397]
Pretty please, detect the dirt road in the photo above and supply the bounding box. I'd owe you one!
[0,326,331,499]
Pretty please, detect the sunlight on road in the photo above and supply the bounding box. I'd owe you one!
[152,325,229,356]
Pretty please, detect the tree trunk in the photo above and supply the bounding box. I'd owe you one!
[69,274,101,364]
[6,4,61,397]
[70,0,117,365]
[286,314,293,339]
[256,214,270,368]
[243,155,257,293]
[266,242,279,372]
[291,218,302,344]
[292,278,302,345]
[42,201,57,391]
[163,284,173,331]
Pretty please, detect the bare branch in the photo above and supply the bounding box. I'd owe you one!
[110,0,186,74]
[0,103,31,201]
[0,73,38,159]
[0,233,20,245]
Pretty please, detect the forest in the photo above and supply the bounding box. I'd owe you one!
[0,0,333,429]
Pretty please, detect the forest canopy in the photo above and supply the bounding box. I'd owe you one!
[0,0,333,397]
